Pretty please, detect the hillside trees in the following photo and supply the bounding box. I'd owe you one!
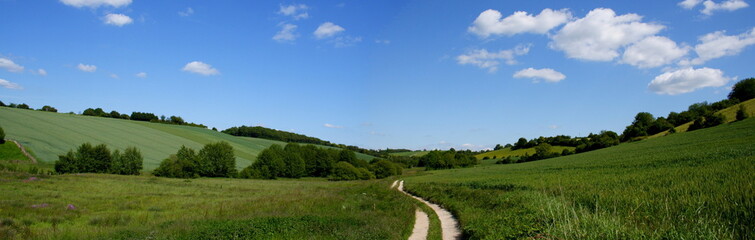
[40,105,57,112]
[729,78,755,101]
[154,142,236,178]
[736,105,749,121]
[153,146,200,178]
[54,143,143,175]
[420,149,479,170]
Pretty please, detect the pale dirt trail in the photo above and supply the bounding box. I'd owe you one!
[9,139,37,163]
[408,209,429,240]
[395,180,462,240]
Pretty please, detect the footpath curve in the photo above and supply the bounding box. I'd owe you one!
[394,180,462,240]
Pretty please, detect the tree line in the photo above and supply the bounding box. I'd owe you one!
[621,78,754,141]
[54,143,143,175]
[419,149,480,170]
[239,143,402,181]
[152,142,237,178]
[83,108,208,128]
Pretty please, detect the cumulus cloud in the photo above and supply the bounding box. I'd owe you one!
[682,27,755,65]
[648,67,730,95]
[457,44,530,72]
[314,22,345,39]
[278,4,309,20]
[178,7,194,17]
[0,79,22,90]
[323,123,343,129]
[77,63,97,72]
[135,72,147,78]
[37,69,47,76]
[513,68,566,83]
[468,8,572,38]
[182,61,219,76]
[622,36,689,68]
[273,23,298,42]
[701,0,749,15]
[679,0,704,8]
[60,0,131,8]
[0,58,24,72]
[550,8,665,61]
[104,13,133,26]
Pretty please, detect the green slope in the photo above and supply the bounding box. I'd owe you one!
[475,146,575,160]
[647,98,755,139]
[0,107,373,170]
[388,151,430,157]
[404,118,755,239]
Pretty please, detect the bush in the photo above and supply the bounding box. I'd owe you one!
[370,159,402,179]
[110,147,143,175]
[329,162,361,181]
[198,141,236,177]
[242,145,285,179]
[356,168,375,180]
[153,146,200,178]
[55,143,142,175]
[0,126,4,144]
[736,105,749,121]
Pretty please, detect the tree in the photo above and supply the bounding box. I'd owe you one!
[729,78,755,101]
[153,146,199,178]
[169,116,185,125]
[736,105,749,121]
[371,159,402,179]
[513,137,528,150]
[329,162,361,181]
[110,147,143,175]
[17,103,30,110]
[0,126,4,144]
[198,141,237,177]
[493,144,504,150]
[55,150,78,174]
[647,117,674,135]
[0,101,5,107]
[40,105,57,112]
[242,144,286,179]
[282,144,306,178]
[534,143,552,158]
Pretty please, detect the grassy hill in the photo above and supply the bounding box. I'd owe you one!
[388,151,430,157]
[0,107,374,171]
[404,118,755,239]
[475,145,575,160]
[647,98,755,139]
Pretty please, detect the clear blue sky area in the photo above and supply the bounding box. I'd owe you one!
[1,0,753,150]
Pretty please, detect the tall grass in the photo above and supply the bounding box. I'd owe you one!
[405,118,755,239]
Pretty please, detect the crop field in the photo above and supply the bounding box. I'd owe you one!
[389,151,430,157]
[0,108,374,171]
[475,146,575,160]
[403,118,755,239]
[0,172,420,240]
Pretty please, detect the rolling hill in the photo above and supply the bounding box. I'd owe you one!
[0,107,374,171]
[475,145,575,160]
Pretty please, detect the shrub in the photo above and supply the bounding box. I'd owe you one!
[356,168,375,180]
[329,162,360,181]
[198,141,236,177]
[371,159,402,179]
[736,105,749,121]
[109,147,143,175]
[0,126,4,144]
[54,143,142,175]
[242,145,285,179]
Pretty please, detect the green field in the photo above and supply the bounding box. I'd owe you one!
[388,151,430,157]
[0,107,374,171]
[403,118,755,239]
[647,98,755,139]
[475,145,576,160]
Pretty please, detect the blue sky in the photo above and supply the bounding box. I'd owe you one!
[1,0,754,151]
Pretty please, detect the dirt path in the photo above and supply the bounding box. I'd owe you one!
[9,139,37,163]
[408,209,429,240]
[395,180,462,240]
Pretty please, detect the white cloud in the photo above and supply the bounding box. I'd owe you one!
[182,61,219,76]
[701,0,749,15]
[333,36,362,47]
[77,63,97,72]
[178,7,194,17]
[0,58,24,72]
[324,123,343,129]
[456,44,530,72]
[314,22,345,39]
[278,4,309,20]
[0,78,22,90]
[513,67,566,83]
[60,0,131,8]
[468,8,572,38]
[622,36,689,68]
[110,73,119,79]
[679,0,704,8]
[550,8,665,61]
[648,67,730,95]
[683,27,755,65]
[375,39,391,44]
[273,23,298,42]
[104,13,133,26]
[37,69,47,76]
[135,72,147,78]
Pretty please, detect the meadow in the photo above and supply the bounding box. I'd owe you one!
[403,118,755,239]
[0,171,421,240]
[0,107,374,171]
